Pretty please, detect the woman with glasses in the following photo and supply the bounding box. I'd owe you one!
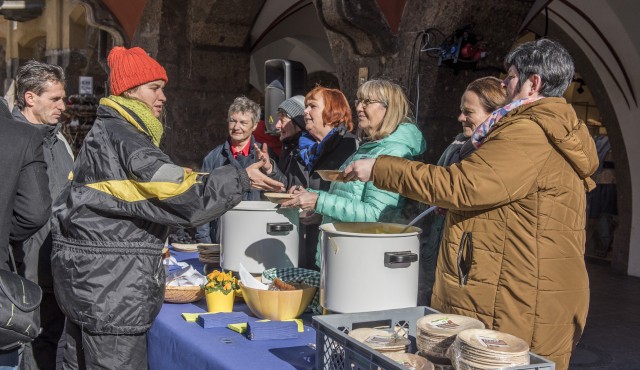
[282,79,426,267]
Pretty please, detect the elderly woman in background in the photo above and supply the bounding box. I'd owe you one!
[420,76,505,305]
[195,96,273,244]
[283,79,426,267]
[344,39,598,370]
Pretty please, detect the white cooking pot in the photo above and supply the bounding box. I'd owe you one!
[220,201,299,274]
[319,222,421,313]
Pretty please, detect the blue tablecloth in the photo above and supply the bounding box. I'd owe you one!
[147,249,316,370]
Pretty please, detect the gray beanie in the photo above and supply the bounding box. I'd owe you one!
[278,95,305,130]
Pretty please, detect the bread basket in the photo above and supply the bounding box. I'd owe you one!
[164,285,204,303]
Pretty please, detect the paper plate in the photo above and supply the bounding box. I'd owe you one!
[348,328,410,351]
[316,170,346,182]
[264,192,295,204]
[385,353,435,370]
[456,329,529,355]
[172,243,199,252]
[417,314,485,336]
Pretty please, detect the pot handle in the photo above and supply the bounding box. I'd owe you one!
[267,222,294,234]
[384,251,418,268]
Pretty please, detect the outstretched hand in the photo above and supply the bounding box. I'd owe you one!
[254,143,272,174]
[343,158,376,182]
[280,188,319,211]
[246,160,285,192]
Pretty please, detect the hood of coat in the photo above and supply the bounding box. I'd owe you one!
[502,97,599,180]
[361,122,426,157]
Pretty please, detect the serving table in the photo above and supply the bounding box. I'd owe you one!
[147,248,316,370]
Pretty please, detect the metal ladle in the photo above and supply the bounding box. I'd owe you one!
[401,205,438,232]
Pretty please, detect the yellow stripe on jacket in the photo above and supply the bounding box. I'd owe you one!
[86,169,200,201]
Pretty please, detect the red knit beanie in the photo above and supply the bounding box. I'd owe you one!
[108,46,168,96]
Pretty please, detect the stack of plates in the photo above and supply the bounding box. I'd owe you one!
[384,353,435,370]
[452,329,529,369]
[171,243,199,252]
[348,328,411,354]
[416,314,485,363]
[198,243,220,264]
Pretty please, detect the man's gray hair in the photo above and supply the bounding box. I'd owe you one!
[15,60,66,110]
[228,96,261,126]
[504,39,574,97]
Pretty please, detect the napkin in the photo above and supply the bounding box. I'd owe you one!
[181,313,201,322]
[164,256,206,286]
[239,263,268,290]
[197,312,249,329]
[246,320,299,340]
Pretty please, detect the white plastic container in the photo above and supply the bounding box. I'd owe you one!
[220,201,299,274]
[319,222,421,313]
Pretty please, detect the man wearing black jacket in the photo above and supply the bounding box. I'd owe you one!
[11,61,73,370]
[0,97,51,368]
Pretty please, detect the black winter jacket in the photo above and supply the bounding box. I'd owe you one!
[11,108,74,290]
[0,103,51,271]
[306,126,357,192]
[270,126,357,192]
[271,132,308,190]
[51,102,250,335]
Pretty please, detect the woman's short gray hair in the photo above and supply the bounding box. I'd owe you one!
[228,96,261,126]
[504,39,574,97]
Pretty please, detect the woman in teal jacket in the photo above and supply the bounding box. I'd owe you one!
[283,79,426,266]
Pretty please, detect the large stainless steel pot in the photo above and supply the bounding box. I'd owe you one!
[220,201,299,274]
[319,222,421,313]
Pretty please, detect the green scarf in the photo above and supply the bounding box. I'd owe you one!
[100,95,164,147]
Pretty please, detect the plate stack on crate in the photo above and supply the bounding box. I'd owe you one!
[385,353,434,370]
[312,307,556,370]
[450,329,530,370]
[415,314,484,368]
[348,328,411,355]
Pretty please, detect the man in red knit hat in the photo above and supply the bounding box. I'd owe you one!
[51,46,283,369]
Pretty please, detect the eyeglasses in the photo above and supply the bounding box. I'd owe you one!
[354,98,387,108]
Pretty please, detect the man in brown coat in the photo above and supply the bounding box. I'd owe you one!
[344,39,598,370]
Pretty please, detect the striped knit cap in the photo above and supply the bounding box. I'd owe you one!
[108,46,168,96]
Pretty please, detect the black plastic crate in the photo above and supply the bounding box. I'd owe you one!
[313,306,555,370]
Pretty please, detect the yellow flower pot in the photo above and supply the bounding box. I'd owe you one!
[205,290,235,313]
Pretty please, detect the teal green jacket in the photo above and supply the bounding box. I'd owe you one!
[311,123,426,265]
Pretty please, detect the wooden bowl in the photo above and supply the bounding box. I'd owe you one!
[316,170,346,182]
[239,282,316,321]
[264,192,295,204]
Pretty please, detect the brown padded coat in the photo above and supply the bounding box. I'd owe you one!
[371,98,598,370]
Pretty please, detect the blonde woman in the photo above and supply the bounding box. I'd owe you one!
[283,79,426,266]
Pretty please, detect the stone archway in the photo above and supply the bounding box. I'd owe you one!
[522,1,640,276]
[313,0,534,161]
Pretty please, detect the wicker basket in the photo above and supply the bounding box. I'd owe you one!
[164,285,204,303]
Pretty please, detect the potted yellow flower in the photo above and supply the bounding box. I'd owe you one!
[202,270,239,313]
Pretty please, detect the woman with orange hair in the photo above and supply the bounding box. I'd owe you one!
[293,86,358,269]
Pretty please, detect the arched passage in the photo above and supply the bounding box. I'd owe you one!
[522,0,640,276]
